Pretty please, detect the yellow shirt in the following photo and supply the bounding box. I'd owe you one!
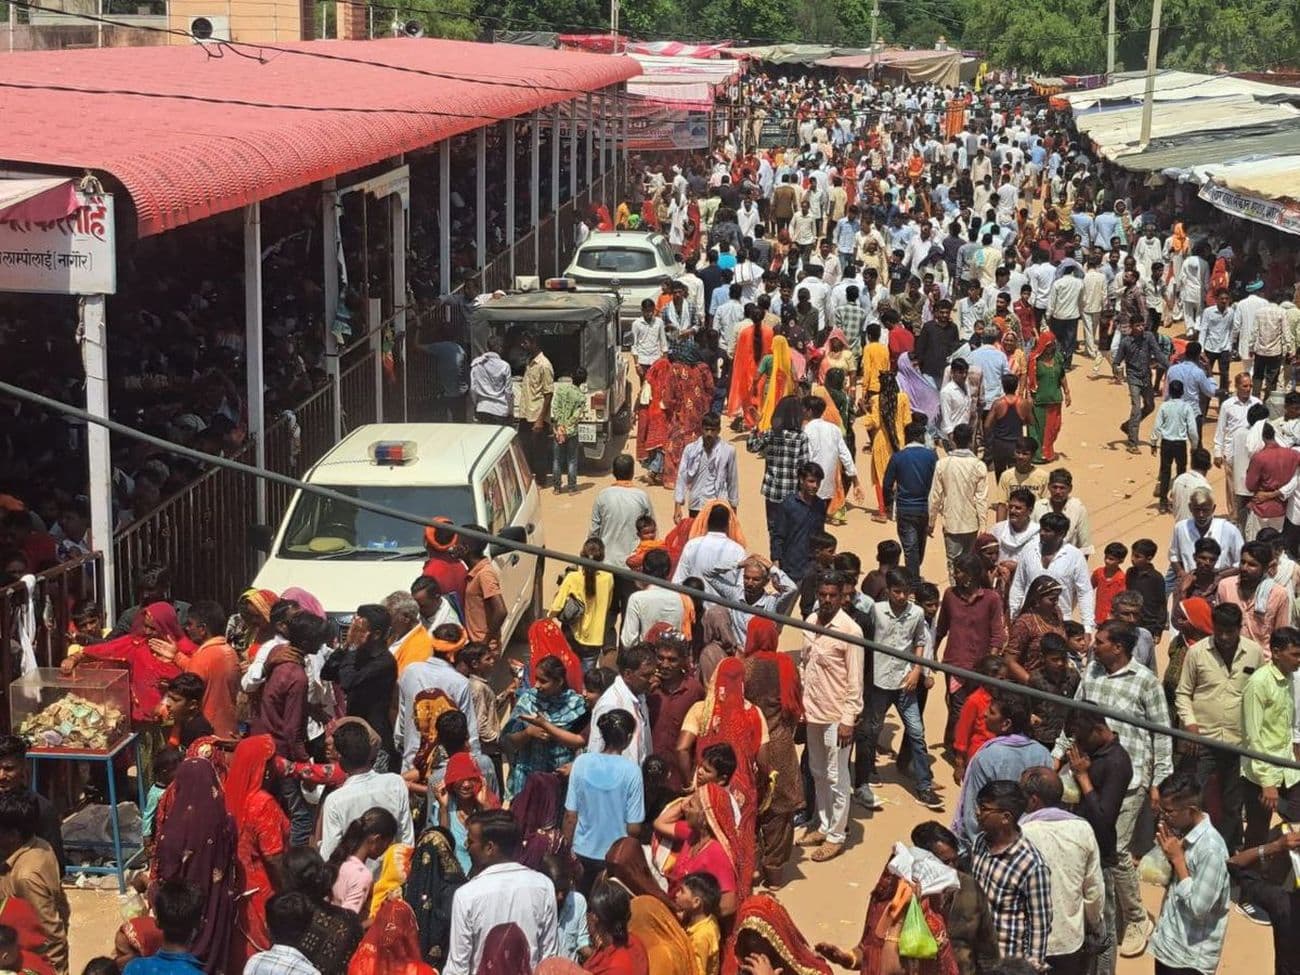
[550,568,614,647]
[862,343,891,395]
[688,915,721,975]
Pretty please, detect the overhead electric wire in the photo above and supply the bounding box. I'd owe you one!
[4,376,1298,774]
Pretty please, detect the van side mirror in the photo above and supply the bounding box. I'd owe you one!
[249,524,274,554]
[489,524,527,558]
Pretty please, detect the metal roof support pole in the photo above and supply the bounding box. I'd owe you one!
[551,103,561,265]
[391,189,407,422]
[476,127,487,275]
[321,179,343,443]
[585,93,594,191]
[505,120,517,281]
[569,98,579,202]
[244,202,267,527]
[79,294,115,621]
[601,92,610,176]
[531,116,540,277]
[439,139,451,296]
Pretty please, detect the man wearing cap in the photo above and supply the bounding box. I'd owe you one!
[422,517,468,608]
[396,621,481,772]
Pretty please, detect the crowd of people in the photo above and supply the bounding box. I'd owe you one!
[6,65,1300,975]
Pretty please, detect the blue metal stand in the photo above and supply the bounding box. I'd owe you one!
[27,732,145,893]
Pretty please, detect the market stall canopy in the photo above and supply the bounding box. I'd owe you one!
[0,38,641,238]
[1065,69,1300,110]
[1076,95,1300,160]
[726,44,840,64]
[818,49,969,86]
[1201,155,1300,205]
[0,177,80,224]
[626,41,734,58]
[627,54,742,109]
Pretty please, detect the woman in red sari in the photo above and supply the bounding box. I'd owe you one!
[660,342,716,487]
[348,899,435,975]
[63,601,187,722]
[683,197,702,262]
[726,311,774,430]
[636,356,673,485]
[695,657,763,900]
[225,735,288,971]
[722,895,832,975]
[741,619,804,889]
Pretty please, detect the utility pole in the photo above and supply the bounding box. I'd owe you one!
[609,0,618,53]
[1106,0,1116,76]
[870,0,879,76]
[1137,0,1162,149]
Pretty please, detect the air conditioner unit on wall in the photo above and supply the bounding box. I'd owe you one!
[188,14,230,42]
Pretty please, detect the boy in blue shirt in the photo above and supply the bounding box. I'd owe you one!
[123,881,205,975]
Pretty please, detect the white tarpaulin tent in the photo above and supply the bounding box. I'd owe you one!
[1065,70,1300,111]
[1076,95,1300,160]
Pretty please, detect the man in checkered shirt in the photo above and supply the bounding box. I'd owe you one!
[970,780,1053,969]
[1053,619,1172,958]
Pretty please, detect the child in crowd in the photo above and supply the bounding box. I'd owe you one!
[624,515,664,573]
[143,747,182,843]
[953,654,1007,785]
[1027,635,1080,749]
[641,755,678,828]
[862,540,902,601]
[67,600,106,651]
[122,881,205,975]
[676,871,723,975]
[456,642,512,789]
[1091,541,1128,624]
[161,673,211,748]
[1063,621,1089,671]
[542,853,590,963]
[1126,538,1168,637]
[1150,380,1197,513]
[328,807,398,915]
[696,743,737,791]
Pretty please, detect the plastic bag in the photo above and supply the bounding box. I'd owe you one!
[898,896,939,960]
[1139,846,1172,887]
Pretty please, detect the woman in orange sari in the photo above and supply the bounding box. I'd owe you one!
[661,343,716,487]
[348,899,435,975]
[226,735,288,971]
[726,310,774,431]
[637,356,673,485]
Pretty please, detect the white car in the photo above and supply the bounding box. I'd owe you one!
[563,230,683,327]
[252,423,543,642]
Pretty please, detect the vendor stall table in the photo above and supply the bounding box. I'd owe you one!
[27,732,144,893]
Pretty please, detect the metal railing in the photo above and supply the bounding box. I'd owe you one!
[113,441,261,611]
[0,555,104,726]
[339,355,379,432]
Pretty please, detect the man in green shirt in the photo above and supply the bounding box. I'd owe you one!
[549,367,588,495]
[1241,626,1300,847]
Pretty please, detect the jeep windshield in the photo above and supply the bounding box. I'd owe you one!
[276,485,476,560]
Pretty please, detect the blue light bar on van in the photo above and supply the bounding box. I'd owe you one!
[369,441,418,465]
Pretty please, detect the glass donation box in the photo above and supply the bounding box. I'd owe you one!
[10,667,131,753]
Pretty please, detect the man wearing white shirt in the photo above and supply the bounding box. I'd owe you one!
[939,359,972,445]
[712,285,746,357]
[679,259,706,330]
[1008,513,1095,630]
[1176,246,1209,338]
[445,811,558,975]
[1235,287,1270,373]
[1168,487,1243,580]
[672,415,739,524]
[629,300,667,373]
[803,396,861,519]
[1199,290,1236,393]
[993,488,1042,563]
[1081,255,1108,369]
[733,252,763,305]
[619,549,685,647]
[674,503,746,595]
[1047,265,1085,367]
[398,650,480,770]
[587,645,655,763]
[318,722,414,859]
[738,198,760,239]
[1026,250,1055,326]
[1212,373,1262,516]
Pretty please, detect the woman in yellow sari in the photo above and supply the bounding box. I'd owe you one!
[756,335,796,431]
[863,371,911,523]
[628,894,700,975]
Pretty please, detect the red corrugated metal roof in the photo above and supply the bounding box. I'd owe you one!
[0,38,640,237]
